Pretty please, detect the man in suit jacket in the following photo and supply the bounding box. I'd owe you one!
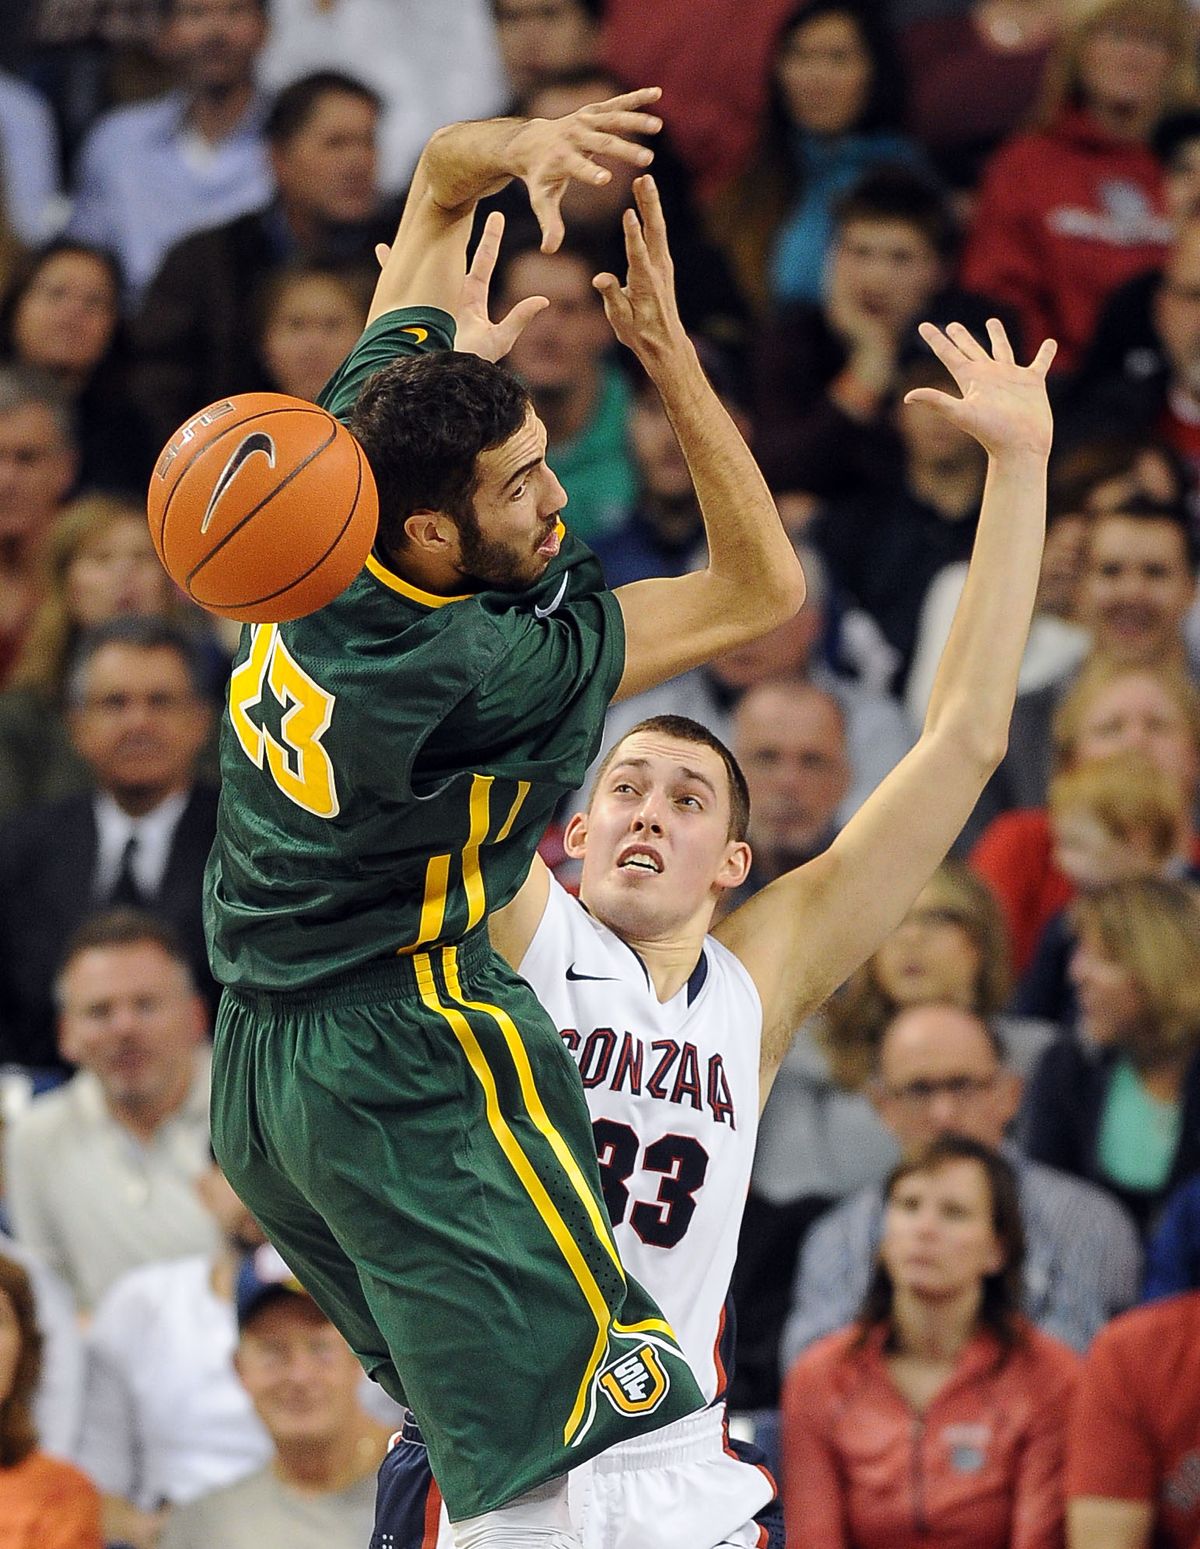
[0,616,217,1067]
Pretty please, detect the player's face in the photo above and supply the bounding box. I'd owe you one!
[69,644,212,805]
[57,943,205,1114]
[569,733,750,939]
[66,513,173,627]
[880,1159,1003,1303]
[260,273,365,404]
[13,250,117,379]
[871,886,982,1010]
[829,220,942,335]
[271,93,379,227]
[463,407,567,589]
[1072,673,1200,796]
[236,1299,364,1445]
[1079,515,1195,666]
[163,0,266,91]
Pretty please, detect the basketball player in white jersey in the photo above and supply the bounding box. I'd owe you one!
[373,311,1057,1549]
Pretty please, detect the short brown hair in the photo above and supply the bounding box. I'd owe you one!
[56,908,193,993]
[0,1255,42,1466]
[591,715,751,842]
[1052,659,1200,774]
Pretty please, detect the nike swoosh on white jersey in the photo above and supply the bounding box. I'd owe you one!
[533,574,569,619]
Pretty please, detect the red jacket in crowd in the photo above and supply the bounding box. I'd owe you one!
[782,1321,1079,1549]
[962,108,1172,375]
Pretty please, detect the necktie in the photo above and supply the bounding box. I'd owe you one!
[107,834,146,909]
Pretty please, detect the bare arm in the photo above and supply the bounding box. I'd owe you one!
[488,853,552,971]
[714,320,1056,1088]
[600,179,806,701]
[366,90,662,327]
[1067,1501,1153,1549]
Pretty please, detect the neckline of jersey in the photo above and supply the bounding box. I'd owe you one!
[364,550,475,609]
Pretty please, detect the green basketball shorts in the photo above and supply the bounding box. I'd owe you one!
[210,932,704,1519]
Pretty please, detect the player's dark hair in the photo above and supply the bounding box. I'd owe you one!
[65,616,212,706]
[855,1136,1026,1352]
[592,715,751,843]
[833,166,958,263]
[265,71,382,147]
[349,352,530,552]
[0,1255,41,1467]
[1089,492,1200,574]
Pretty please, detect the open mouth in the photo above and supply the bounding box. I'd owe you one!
[617,846,663,875]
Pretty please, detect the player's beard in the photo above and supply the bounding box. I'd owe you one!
[455,505,553,592]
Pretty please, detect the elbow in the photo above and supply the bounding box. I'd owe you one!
[930,718,1007,782]
[762,554,808,626]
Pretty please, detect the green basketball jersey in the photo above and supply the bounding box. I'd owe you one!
[205,308,625,991]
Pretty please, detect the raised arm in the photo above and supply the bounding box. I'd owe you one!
[599,178,806,700]
[367,90,662,327]
[714,320,1056,1091]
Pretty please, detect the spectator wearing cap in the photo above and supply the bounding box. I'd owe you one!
[159,1245,390,1549]
[1066,1290,1200,1549]
[0,616,218,1065]
[4,909,219,1313]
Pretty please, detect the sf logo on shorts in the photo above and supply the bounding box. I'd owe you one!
[598,1344,669,1415]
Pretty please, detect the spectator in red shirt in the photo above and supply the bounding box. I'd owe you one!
[962,0,1192,375]
[1067,1291,1200,1549]
[782,1134,1079,1549]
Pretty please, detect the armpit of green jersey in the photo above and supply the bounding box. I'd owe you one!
[319,306,457,424]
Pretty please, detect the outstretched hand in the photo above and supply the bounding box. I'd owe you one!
[904,320,1056,460]
[593,175,688,369]
[509,86,663,255]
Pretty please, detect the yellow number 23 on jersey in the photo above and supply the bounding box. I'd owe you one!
[229,624,340,819]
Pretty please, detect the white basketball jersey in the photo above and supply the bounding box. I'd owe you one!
[520,878,763,1404]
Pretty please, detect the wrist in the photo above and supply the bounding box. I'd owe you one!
[638,330,701,386]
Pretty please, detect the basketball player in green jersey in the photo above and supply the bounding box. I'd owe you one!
[204,92,805,1547]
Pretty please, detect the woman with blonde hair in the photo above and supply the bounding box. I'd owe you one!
[963,0,1194,372]
[823,859,1052,1082]
[0,1252,101,1548]
[0,493,204,818]
[972,657,1200,970]
[1023,876,1200,1232]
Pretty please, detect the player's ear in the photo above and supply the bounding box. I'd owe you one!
[714,839,751,893]
[402,510,456,554]
[563,811,589,859]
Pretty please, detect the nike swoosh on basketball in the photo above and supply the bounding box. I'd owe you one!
[534,574,569,619]
[566,963,618,982]
[200,431,277,534]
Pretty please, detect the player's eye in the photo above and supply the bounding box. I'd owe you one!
[509,481,527,500]
[678,795,702,809]
[612,782,637,796]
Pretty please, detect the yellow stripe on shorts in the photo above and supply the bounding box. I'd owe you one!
[414,950,610,1442]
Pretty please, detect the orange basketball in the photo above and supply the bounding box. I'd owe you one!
[147,393,378,623]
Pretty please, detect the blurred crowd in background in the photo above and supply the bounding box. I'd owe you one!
[2,1,1200,1546]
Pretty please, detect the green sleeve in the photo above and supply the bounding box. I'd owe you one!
[318,306,457,423]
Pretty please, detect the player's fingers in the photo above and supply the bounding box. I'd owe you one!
[575,128,655,169]
[916,321,965,373]
[495,294,549,353]
[593,271,632,324]
[903,387,963,416]
[374,242,391,271]
[946,320,988,360]
[632,175,671,268]
[577,107,664,139]
[985,316,1015,364]
[1030,337,1058,376]
[621,204,652,276]
[527,184,567,253]
[579,87,663,117]
[469,211,505,283]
